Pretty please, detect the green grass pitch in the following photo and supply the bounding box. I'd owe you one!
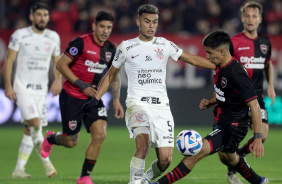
[0,124,281,184]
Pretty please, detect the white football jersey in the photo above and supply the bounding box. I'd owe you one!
[8,26,60,95]
[113,36,183,106]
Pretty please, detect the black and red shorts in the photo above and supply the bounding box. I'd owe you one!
[59,89,107,135]
[205,121,250,154]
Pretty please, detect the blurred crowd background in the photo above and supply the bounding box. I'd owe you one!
[0,0,281,36]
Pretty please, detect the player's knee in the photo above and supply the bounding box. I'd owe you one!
[92,131,107,143]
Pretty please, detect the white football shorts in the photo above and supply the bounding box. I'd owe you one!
[16,93,48,126]
[125,98,174,148]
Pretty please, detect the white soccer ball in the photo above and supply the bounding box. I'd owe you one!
[176,129,203,156]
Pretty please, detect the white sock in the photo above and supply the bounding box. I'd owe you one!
[129,157,145,184]
[14,134,34,171]
[145,159,163,181]
[30,126,50,166]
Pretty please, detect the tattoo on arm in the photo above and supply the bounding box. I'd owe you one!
[110,74,121,99]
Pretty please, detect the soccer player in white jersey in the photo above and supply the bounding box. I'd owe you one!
[3,2,61,178]
[82,4,215,184]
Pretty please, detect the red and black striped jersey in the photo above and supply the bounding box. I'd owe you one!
[230,32,271,93]
[63,34,116,99]
[213,58,257,124]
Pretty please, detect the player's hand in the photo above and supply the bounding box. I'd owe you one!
[267,86,276,106]
[199,98,211,110]
[83,85,97,97]
[50,79,62,97]
[113,99,124,119]
[4,86,16,102]
[249,138,264,158]
[82,97,99,113]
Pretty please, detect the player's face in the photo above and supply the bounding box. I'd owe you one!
[241,7,262,33]
[137,13,158,41]
[30,9,50,31]
[93,20,113,45]
[204,47,224,67]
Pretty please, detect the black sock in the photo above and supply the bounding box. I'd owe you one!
[157,161,191,184]
[80,158,96,177]
[227,166,236,175]
[233,156,261,183]
[47,134,56,144]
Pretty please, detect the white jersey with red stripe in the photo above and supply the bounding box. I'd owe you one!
[8,26,60,95]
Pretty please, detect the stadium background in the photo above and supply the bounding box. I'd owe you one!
[0,0,281,127]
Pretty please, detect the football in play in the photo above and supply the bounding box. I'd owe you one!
[176,129,203,156]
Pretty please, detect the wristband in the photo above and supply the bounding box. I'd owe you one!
[254,133,262,139]
[74,79,90,91]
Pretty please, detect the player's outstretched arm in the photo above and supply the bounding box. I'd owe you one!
[50,55,62,97]
[179,51,215,70]
[3,48,18,102]
[247,99,264,158]
[264,61,276,106]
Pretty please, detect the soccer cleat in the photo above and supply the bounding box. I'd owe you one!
[260,177,269,184]
[76,176,93,184]
[12,168,31,178]
[226,173,243,184]
[140,179,156,184]
[45,161,57,178]
[41,130,54,158]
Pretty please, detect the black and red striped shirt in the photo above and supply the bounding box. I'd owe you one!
[213,58,257,124]
[63,34,116,99]
[230,32,271,93]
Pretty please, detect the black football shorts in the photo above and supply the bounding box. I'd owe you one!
[205,121,249,154]
[59,89,107,135]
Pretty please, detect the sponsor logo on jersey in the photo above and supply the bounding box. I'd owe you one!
[260,44,267,54]
[69,47,78,56]
[27,84,42,90]
[87,50,96,54]
[238,47,250,50]
[153,39,165,45]
[114,50,122,61]
[44,41,52,52]
[135,113,143,122]
[170,42,180,52]
[105,52,112,62]
[126,43,140,51]
[154,48,164,59]
[215,85,225,102]
[221,77,227,88]
[85,60,107,73]
[141,97,161,104]
[69,120,77,130]
[240,56,265,69]
[145,56,152,61]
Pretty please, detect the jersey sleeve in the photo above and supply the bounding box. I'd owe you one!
[52,32,61,57]
[112,41,126,69]
[107,45,116,69]
[64,37,84,60]
[167,41,183,61]
[8,29,22,52]
[231,61,257,103]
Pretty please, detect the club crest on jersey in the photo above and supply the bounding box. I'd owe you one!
[69,120,77,130]
[105,52,112,62]
[44,41,52,52]
[135,113,144,122]
[260,44,267,54]
[154,48,164,59]
[221,77,227,88]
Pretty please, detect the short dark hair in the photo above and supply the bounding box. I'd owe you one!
[138,4,159,17]
[30,2,49,14]
[202,30,231,50]
[241,1,263,15]
[95,11,114,24]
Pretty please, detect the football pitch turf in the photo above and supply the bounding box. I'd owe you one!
[0,124,281,184]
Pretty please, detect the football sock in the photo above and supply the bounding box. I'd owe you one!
[157,161,191,184]
[130,156,145,183]
[47,133,56,144]
[145,159,163,181]
[227,166,236,175]
[15,134,34,171]
[80,158,96,177]
[30,126,42,151]
[234,155,261,183]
